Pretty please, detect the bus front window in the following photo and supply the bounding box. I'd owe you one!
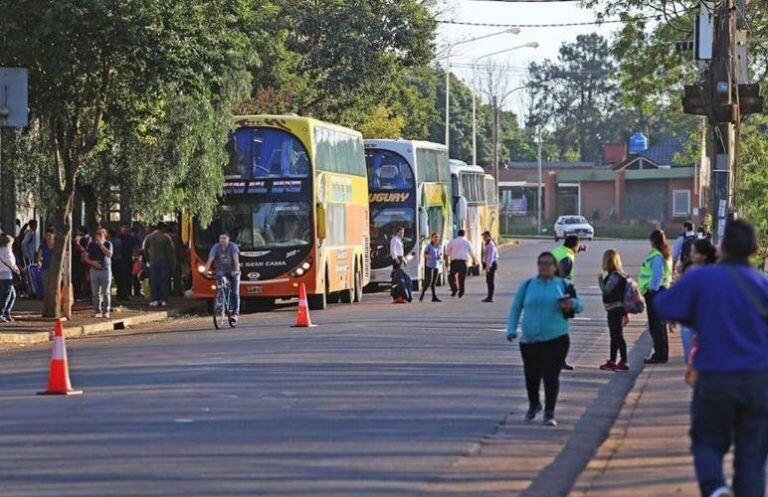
[229,127,309,179]
[195,200,311,254]
[365,149,414,191]
[369,206,416,269]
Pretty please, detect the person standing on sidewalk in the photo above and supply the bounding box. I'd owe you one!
[115,223,138,301]
[672,221,696,272]
[678,238,718,363]
[597,249,629,371]
[656,220,768,497]
[419,232,442,303]
[481,231,498,303]
[506,251,584,427]
[144,223,176,307]
[0,234,20,323]
[84,228,114,318]
[638,229,672,364]
[445,230,476,298]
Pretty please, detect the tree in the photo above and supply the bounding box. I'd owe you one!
[0,0,261,317]
[360,106,407,138]
[527,33,620,162]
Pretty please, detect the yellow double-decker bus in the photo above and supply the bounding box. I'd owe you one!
[363,139,452,288]
[186,115,370,310]
[483,173,500,242]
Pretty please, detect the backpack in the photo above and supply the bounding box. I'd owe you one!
[679,234,695,266]
[622,274,645,314]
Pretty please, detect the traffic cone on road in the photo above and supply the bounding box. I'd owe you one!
[292,283,317,328]
[38,319,83,395]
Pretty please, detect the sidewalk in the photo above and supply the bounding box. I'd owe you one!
[570,332,700,497]
[0,296,205,347]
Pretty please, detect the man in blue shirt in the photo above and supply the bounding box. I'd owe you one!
[204,233,241,320]
[656,220,768,497]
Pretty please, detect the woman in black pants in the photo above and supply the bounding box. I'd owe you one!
[506,252,584,426]
[598,249,629,371]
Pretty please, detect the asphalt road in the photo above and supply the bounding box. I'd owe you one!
[0,239,653,497]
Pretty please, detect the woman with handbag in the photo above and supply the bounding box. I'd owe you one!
[0,234,20,322]
[506,251,584,427]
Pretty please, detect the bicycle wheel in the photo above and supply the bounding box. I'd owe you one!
[213,292,225,330]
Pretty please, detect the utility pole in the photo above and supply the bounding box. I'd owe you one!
[445,51,450,150]
[492,95,499,194]
[471,92,477,165]
[536,125,543,235]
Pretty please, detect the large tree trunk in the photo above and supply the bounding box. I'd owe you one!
[80,184,100,233]
[41,187,75,319]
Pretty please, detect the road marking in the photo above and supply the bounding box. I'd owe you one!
[573,317,593,321]
[174,419,195,423]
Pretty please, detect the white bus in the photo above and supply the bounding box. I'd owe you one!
[450,160,489,276]
[364,139,453,288]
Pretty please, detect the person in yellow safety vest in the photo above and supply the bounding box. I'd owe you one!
[552,236,580,281]
[638,229,673,364]
[552,235,580,371]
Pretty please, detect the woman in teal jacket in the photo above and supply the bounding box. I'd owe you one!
[507,251,584,427]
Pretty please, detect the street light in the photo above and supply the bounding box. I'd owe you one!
[438,28,521,152]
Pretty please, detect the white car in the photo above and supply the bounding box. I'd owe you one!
[554,215,594,241]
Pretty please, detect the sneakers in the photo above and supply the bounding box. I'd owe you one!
[160,301,168,307]
[614,361,629,371]
[562,362,575,371]
[644,356,668,364]
[525,403,543,421]
[709,487,734,497]
[482,297,494,303]
[0,316,7,323]
[148,301,159,307]
[599,360,616,371]
[432,297,441,303]
[543,412,558,427]
[104,312,111,319]
[94,312,103,318]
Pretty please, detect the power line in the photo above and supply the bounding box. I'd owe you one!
[437,16,658,28]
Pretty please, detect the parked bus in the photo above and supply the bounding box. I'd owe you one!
[185,115,370,310]
[484,173,500,242]
[364,140,452,288]
[450,160,489,276]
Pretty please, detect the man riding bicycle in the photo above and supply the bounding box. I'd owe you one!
[204,233,241,322]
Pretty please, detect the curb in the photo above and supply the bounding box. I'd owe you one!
[0,307,199,347]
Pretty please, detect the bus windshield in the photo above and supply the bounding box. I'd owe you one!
[228,127,310,179]
[195,199,312,253]
[369,204,416,269]
[365,149,414,191]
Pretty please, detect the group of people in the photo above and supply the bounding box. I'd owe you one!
[0,219,187,321]
[387,227,499,304]
[506,220,768,497]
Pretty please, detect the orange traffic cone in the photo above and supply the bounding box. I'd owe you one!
[38,319,82,395]
[292,283,317,328]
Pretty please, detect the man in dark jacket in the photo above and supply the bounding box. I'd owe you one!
[656,220,768,497]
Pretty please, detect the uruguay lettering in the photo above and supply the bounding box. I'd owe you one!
[369,192,411,203]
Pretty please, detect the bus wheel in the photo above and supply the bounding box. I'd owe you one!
[353,264,363,303]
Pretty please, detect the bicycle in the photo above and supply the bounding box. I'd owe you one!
[213,274,238,330]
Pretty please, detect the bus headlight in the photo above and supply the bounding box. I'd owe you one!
[302,262,311,270]
[296,268,305,276]
[197,265,206,274]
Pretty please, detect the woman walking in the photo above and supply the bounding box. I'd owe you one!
[679,238,717,362]
[506,252,584,426]
[0,234,20,323]
[598,250,629,371]
[419,232,442,303]
[638,230,673,364]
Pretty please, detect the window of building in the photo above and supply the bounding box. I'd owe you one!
[672,189,691,217]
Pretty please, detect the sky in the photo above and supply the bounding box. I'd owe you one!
[435,0,620,117]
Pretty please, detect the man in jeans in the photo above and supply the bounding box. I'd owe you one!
[143,223,176,307]
[444,229,476,298]
[84,228,114,318]
[656,220,768,497]
[204,233,241,322]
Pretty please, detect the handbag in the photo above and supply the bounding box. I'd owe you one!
[560,279,577,319]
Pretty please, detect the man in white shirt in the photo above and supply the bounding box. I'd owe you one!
[482,231,499,303]
[390,227,406,269]
[444,229,476,298]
